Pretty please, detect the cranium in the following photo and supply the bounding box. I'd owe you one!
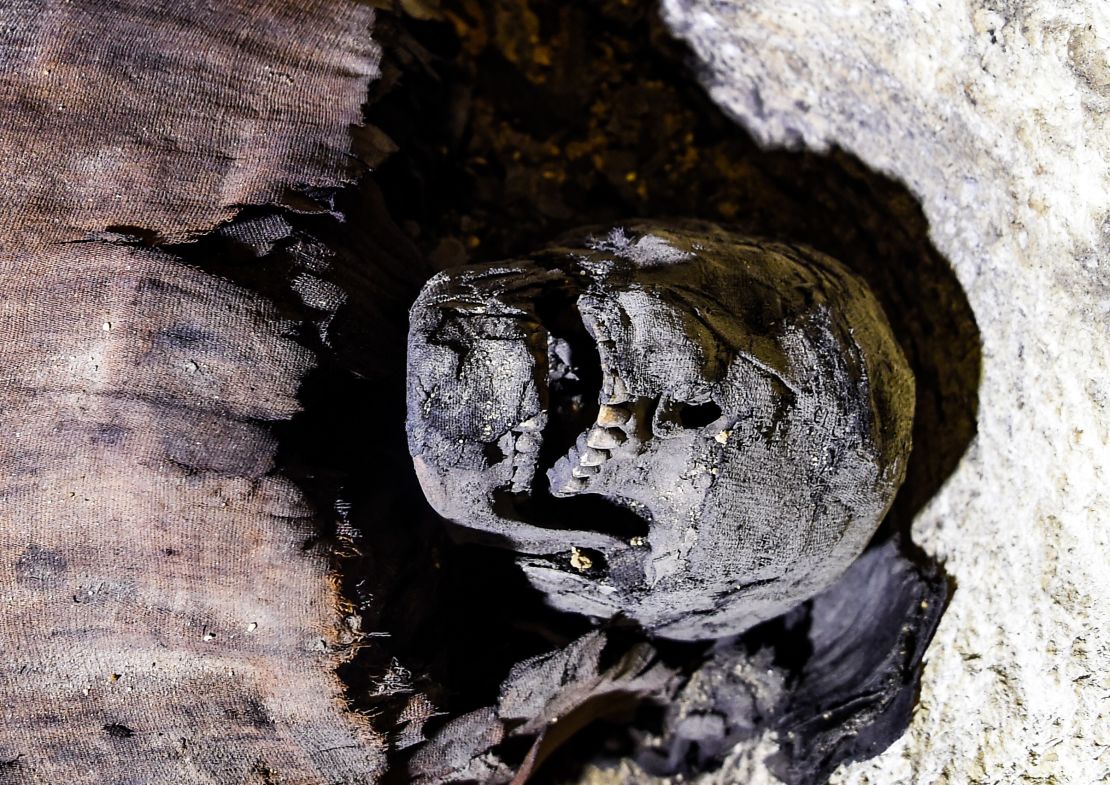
[406,222,913,640]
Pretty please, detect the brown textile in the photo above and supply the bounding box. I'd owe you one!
[0,1,385,782]
[0,0,379,247]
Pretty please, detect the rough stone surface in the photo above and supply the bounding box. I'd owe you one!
[634,1,1110,782]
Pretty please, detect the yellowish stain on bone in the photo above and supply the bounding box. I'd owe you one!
[570,547,593,572]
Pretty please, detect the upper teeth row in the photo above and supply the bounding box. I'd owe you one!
[602,372,630,404]
[596,403,630,427]
[552,402,633,496]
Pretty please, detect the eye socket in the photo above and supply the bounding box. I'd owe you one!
[652,397,723,437]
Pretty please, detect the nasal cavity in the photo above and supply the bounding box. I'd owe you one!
[532,285,602,484]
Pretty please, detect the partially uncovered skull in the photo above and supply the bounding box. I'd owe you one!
[406,222,913,640]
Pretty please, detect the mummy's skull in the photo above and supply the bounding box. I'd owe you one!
[406,222,913,640]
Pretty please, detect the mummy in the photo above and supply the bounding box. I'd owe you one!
[405,222,914,641]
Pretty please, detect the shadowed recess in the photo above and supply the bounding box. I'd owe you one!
[189,2,980,783]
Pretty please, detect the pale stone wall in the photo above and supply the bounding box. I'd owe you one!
[647,1,1109,782]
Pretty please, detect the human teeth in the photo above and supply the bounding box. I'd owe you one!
[579,447,609,466]
[516,433,540,453]
[606,375,630,403]
[587,427,626,449]
[557,477,588,494]
[516,414,544,432]
[572,464,599,478]
[597,404,630,427]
